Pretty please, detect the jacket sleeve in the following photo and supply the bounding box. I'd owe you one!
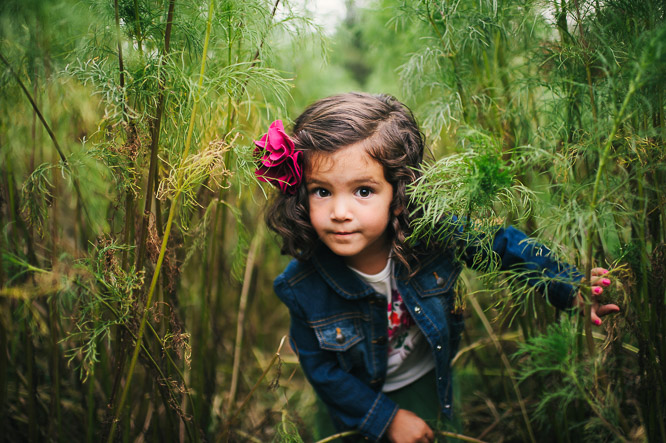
[461,225,582,310]
[274,276,399,442]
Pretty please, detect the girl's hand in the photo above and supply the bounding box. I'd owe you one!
[386,409,434,443]
[573,267,620,325]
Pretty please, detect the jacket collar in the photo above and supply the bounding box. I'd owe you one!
[310,243,377,300]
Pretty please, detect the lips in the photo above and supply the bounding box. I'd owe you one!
[331,231,356,238]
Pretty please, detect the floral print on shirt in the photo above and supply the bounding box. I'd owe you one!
[387,289,416,353]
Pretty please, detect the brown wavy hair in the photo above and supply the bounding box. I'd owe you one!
[265,92,426,271]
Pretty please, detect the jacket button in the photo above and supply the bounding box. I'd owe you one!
[434,272,445,287]
[414,305,422,314]
[335,327,345,344]
[436,345,442,351]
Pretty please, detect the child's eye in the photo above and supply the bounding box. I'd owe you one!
[355,187,373,198]
[311,188,330,198]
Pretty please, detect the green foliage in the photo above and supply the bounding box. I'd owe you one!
[514,320,588,426]
[66,240,143,381]
[20,162,56,236]
[514,320,629,441]
[2,0,665,441]
[409,130,534,259]
[396,0,665,440]
[274,409,304,443]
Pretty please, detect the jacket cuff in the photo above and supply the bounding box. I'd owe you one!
[542,266,583,310]
[545,279,579,310]
[358,393,399,442]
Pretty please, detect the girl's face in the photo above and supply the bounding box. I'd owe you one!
[306,143,396,274]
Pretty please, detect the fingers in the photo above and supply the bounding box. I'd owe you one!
[595,303,620,317]
[590,267,611,288]
[589,267,612,302]
[591,303,621,325]
[581,268,620,326]
[590,267,609,276]
[418,429,435,443]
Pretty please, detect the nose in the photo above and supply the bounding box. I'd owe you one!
[330,196,352,221]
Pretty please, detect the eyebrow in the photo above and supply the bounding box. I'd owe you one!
[306,177,382,186]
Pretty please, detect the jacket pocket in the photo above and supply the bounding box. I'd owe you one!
[411,254,463,297]
[311,315,365,372]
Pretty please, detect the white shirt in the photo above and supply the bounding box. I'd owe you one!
[349,259,435,392]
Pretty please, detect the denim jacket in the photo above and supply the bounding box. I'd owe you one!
[273,226,580,441]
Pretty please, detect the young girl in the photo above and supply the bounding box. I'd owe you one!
[254,92,619,442]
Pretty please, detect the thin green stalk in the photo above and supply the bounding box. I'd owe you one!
[224,0,281,138]
[468,294,536,443]
[195,197,221,429]
[571,0,598,122]
[0,203,4,287]
[77,279,196,415]
[73,279,198,441]
[86,370,95,443]
[133,0,143,55]
[114,0,126,116]
[315,431,359,443]
[0,51,66,164]
[135,0,175,269]
[4,127,39,267]
[221,335,288,442]
[434,431,488,443]
[636,180,666,442]
[0,51,92,233]
[425,3,468,122]
[114,0,136,271]
[106,2,215,441]
[0,308,7,434]
[582,59,643,357]
[26,317,37,443]
[226,224,265,411]
[569,368,627,441]
[48,297,62,442]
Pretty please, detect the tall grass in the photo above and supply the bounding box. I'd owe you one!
[397,0,665,440]
[1,0,664,442]
[1,0,315,440]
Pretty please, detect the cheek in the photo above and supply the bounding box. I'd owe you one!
[362,207,391,233]
[308,200,326,232]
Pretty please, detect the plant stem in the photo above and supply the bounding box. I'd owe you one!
[0,310,6,434]
[468,294,536,443]
[133,0,143,55]
[0,51,66,165]
[135,0,175,269]
[226,224,265,411]
[426,3,468,123]
[582,58,643,357]
[48,296,62,441]
[221,336,288,442]
[25,317,37,443]
[0,50,92,236]
[106,2,215,441]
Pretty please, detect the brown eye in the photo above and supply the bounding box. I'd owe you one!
[356,187,373,198]
[312,188,330,198]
